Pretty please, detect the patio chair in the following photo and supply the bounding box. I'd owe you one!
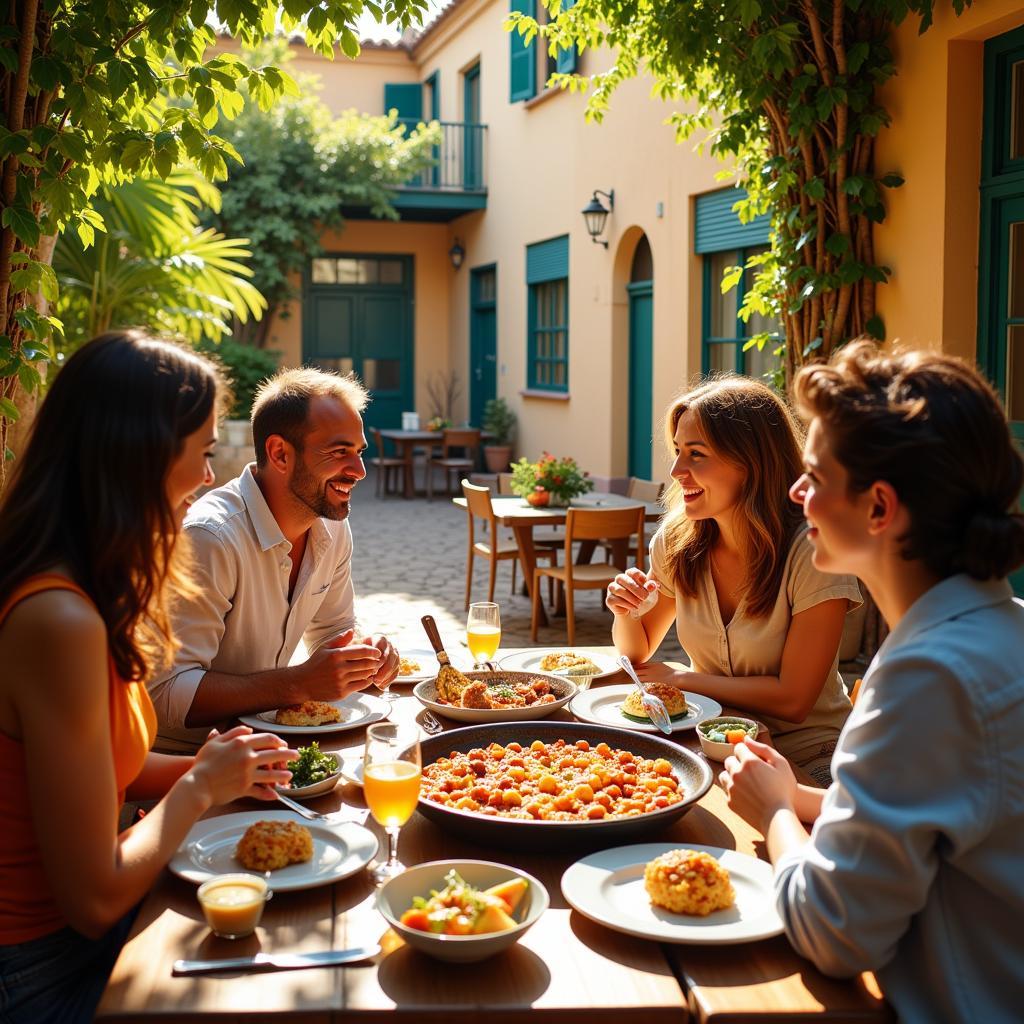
[427,428,481,499]
[369,429,405,498]
[531,505,646,645]
[598,477,663,568]
[462,479,557,609]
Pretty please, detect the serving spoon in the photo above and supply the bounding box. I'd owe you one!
[618,655,674,735]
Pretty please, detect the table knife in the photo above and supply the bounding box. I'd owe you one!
[172,944,380,976]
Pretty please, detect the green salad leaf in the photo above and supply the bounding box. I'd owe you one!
[287,742,338,788]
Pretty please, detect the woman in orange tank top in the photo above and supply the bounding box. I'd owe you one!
[0,331,297,1023]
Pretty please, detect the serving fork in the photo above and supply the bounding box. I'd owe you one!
[618,655,674,736]
[273,788,370,825]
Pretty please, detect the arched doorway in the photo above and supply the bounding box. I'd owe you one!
[627,236,654,479]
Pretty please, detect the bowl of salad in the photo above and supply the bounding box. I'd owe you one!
[696,717,761,762]
[376,861,548,962]
[278,742,342,799]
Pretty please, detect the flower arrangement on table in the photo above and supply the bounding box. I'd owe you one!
[426,416,453,432]
[509,453,593,507]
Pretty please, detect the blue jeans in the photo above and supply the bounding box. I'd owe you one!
[0,910,136,1024]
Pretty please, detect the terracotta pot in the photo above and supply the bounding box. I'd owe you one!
[525,489,550,507]
[483,445,512,473]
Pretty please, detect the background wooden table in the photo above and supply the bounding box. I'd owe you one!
[97,655,890,1023]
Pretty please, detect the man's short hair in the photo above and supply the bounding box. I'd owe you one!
[251,366,369,467]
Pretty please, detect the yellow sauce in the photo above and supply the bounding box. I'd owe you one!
[197,874,268,938]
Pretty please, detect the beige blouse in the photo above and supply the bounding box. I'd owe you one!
[649,526,861,768]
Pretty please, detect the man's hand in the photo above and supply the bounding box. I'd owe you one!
[719,737,798,834]
[293,628,382,701]
[361,635,400,691]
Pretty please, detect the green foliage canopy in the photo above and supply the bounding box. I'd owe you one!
[0,0,430,467]
[517,0,970,380]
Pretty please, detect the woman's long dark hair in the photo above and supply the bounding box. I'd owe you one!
[661,376,807,617]
[0,330,224,681]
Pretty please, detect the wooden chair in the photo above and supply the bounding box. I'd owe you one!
[369,429,405,498]
[427,428,481,499]
[599,477,663,566]
[462,479,557,609]
[531,505,646,645]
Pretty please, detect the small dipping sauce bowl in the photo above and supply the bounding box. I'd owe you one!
[197,873,272,939]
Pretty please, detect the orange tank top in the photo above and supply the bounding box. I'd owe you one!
[0,575,157,944]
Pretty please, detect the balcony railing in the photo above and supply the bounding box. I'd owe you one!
[397,120,488,193]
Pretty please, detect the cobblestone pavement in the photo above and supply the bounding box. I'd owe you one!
[347,467,686,662]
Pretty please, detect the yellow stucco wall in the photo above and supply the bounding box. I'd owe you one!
[246,0,723,481]
[876,0,1024,359]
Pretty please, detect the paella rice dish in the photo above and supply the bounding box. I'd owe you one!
[643,848,735,916]
[421,738,684,821]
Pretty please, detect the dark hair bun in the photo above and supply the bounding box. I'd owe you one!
[958,510,1024,580]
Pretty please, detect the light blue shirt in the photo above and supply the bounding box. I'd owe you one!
[774,574,1024,1024]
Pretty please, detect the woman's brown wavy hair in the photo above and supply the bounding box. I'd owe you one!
[660,376,806,617]
[0,330,226,682]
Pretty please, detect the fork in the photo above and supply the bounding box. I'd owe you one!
[618,655,674,736]
[273,788,370,825]
[420,709,444,735]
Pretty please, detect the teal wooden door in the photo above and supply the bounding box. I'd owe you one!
[463,64,481,190]
[304,255,413,434]
[469,265,497,426]
[628,280,654,479]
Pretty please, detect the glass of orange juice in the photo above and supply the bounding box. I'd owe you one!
[467,601,501,667]
[363,722,422,885]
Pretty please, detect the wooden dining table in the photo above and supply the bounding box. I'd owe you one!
[452,493,663,627]
[97,651,891,1023]
[377,430,492,499]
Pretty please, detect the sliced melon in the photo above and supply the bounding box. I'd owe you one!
[472,902,519,934]
[485,877,529,914]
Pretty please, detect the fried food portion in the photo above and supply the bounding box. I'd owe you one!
[644,849,735,916]
[539,651,599,675]
[435,676,557,710]
[459,681,494,709]
[399,658,422,676]
[435,663,475,704]
[275,700,343,726]
[235,820,313,872]
[621,682,690,719]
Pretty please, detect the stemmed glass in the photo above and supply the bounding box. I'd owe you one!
[466,602,501,668]
[363,722,422,886]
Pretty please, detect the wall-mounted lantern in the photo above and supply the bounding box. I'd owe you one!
[582,189,615,248]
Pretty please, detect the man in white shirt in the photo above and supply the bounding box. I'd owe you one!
[150,367,399,750]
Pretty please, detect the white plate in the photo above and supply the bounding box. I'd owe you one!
[277,751,343,799]
[412,671,576,724]
[569,684,721,733]
[561,843,783,944]
[391,647,452,684]
[339,758,364,787]
[238,693,391,736]
[170,810,378,892]
[498,648,620,681]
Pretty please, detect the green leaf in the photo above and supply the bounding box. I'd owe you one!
[30,55,62,91]
[825,233,850,256]
[738,0,761,28]
[865,315,885,340]
[0,397,20,422]
[0,132,30,160]
[2,206,41,247]
[107,59,135,98]
[880,172,905,189]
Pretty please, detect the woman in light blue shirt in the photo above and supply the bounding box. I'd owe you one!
[721,341,1024,1024]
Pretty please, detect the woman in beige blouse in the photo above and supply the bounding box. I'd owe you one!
[608,376,860,785]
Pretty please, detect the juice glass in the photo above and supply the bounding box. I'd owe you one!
[467,602,501,666]
[363,722,422,885]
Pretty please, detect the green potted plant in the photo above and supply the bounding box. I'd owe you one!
[509,453,593,506]
[482,398,517,473]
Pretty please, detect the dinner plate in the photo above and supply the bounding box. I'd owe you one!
[170,810,378,892]
[391,647,470,685]
[498,648,619,681]
[561,843,784,944]
[237,693,391,736]
[339,758,364,787]
[569,685,721,733]
[413,670,576,723]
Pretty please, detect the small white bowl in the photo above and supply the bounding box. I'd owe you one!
[376,860,548,963]
[697,716,761,762]
[276,751,342,800]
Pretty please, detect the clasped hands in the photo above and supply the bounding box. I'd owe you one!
[299,628,401,700]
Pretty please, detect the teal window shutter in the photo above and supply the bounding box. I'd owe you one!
[509,0,537,103]
[526,234,569,284]
[694,188,771,254]
[383,83,423,124]
[556,0,577,75]
[526,236,570,391]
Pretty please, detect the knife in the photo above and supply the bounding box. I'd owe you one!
[172,944,380,976]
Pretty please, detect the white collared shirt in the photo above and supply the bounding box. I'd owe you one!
[149,464,356,749]
[774,574,1024,1023]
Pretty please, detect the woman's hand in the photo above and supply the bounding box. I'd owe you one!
[189,726,298,807]
[632,662,691,686]
[719,737,798,834]
[606,567,659,616]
